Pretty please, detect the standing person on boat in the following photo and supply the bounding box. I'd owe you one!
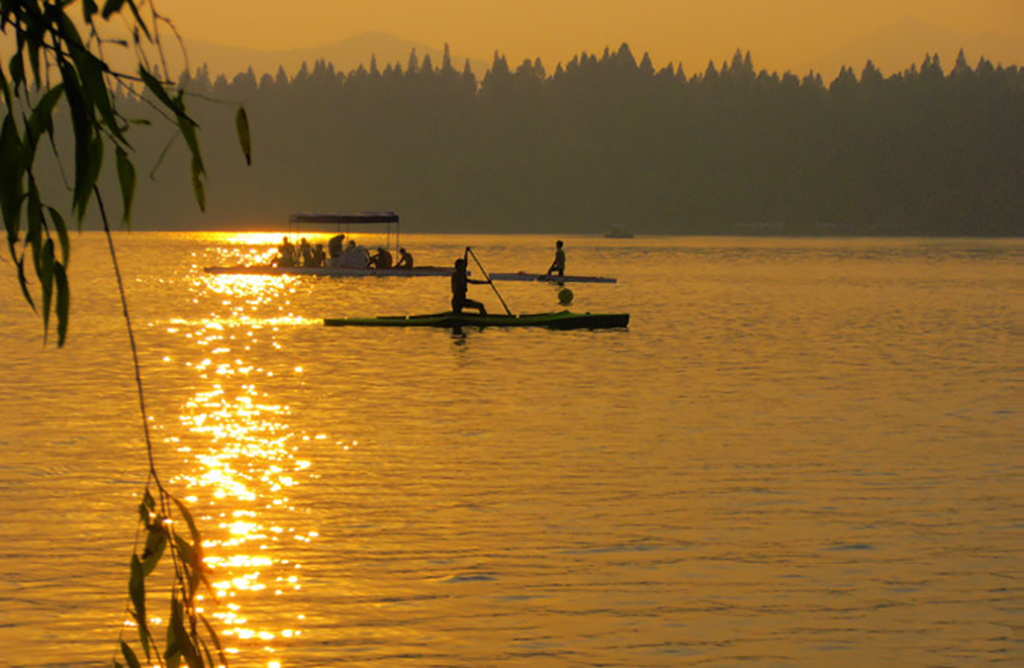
[312,243,326,267]
[546,239,566,277]
[327,234,345,266]
[451,258,487,315]
[299,237,313,266]
[276,236,297,267]
[395,247,414,270]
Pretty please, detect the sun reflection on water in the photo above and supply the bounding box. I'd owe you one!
[159,267,328,665]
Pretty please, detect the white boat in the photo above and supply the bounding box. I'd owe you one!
[487,272,617,284]
[203,265,451,278]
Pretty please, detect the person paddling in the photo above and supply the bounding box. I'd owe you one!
[451,258,488,315]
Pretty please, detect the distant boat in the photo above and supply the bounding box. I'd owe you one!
[604,226,634,239]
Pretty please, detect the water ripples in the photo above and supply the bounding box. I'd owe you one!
[1,233,1021,665]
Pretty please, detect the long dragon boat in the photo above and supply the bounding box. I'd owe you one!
[323,310,629,330]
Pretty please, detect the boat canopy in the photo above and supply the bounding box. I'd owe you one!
[288,211,400,252]
[289,212,399,225]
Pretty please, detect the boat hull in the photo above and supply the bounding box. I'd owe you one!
[204,265,451,278]
[324,311,629,330]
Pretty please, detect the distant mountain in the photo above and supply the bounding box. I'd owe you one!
[164,31,490,80]
[806,18,1024,78]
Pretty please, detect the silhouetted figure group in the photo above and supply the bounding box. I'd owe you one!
[274,236,325,268]
[275,234,416,271]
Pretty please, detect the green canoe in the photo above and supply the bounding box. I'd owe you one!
[323,310,629,330]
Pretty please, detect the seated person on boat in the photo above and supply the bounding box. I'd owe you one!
[368,246,393,269]
[395,247,414,269]
[311,243,325,267]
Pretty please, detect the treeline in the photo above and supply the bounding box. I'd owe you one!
[110,45,1023,235]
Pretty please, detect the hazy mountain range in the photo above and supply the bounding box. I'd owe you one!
[156,22,1021,83]
[807,18,1023,77]
[166,31,490,80]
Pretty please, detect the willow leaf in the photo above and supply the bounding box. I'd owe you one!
[166,596,200,668]
[0,114,25,240]
[26,177,43,270]
[27,37,41,87]
[120,640,142,668]
[190,161,205,212]
[180,117,206,212]
[198,637,214,668]
[56,12,86,61]
[82,134,104,218]
[47,207,70,265]
[61,62,94,221]
[179,117,203,169]
[199,613,227,666]
[128,554,150,662]
[13,257,36,313]
[124,1,152,42]
[173,533,203,600]
[55,261,69,347]
[141,520,167,576]
[8,51,25,90]
[27,84,64,149]
[115,147,136,225]
[83,0,99,23]
[143,488,157,513]
[172,534,196,572]
[71,48,121,143]
[0,67,11,108]
[40,238,55,340]
[171,495,202,547]
[164,597,180,668]
[235,106,251,165]
[102,0,127,20]
[138,67,176,114]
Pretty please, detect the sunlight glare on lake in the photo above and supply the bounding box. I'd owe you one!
[161,282,321,661]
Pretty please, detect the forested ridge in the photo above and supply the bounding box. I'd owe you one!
[106,45,1024,235]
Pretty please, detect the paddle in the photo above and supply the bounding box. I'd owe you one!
[465,246,513,316]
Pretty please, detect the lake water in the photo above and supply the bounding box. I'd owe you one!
[1,233,1021,666]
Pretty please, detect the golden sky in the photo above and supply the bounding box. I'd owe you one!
[158,0,1023,74]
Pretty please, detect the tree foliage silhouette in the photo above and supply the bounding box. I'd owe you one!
[31,44,1024,236]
